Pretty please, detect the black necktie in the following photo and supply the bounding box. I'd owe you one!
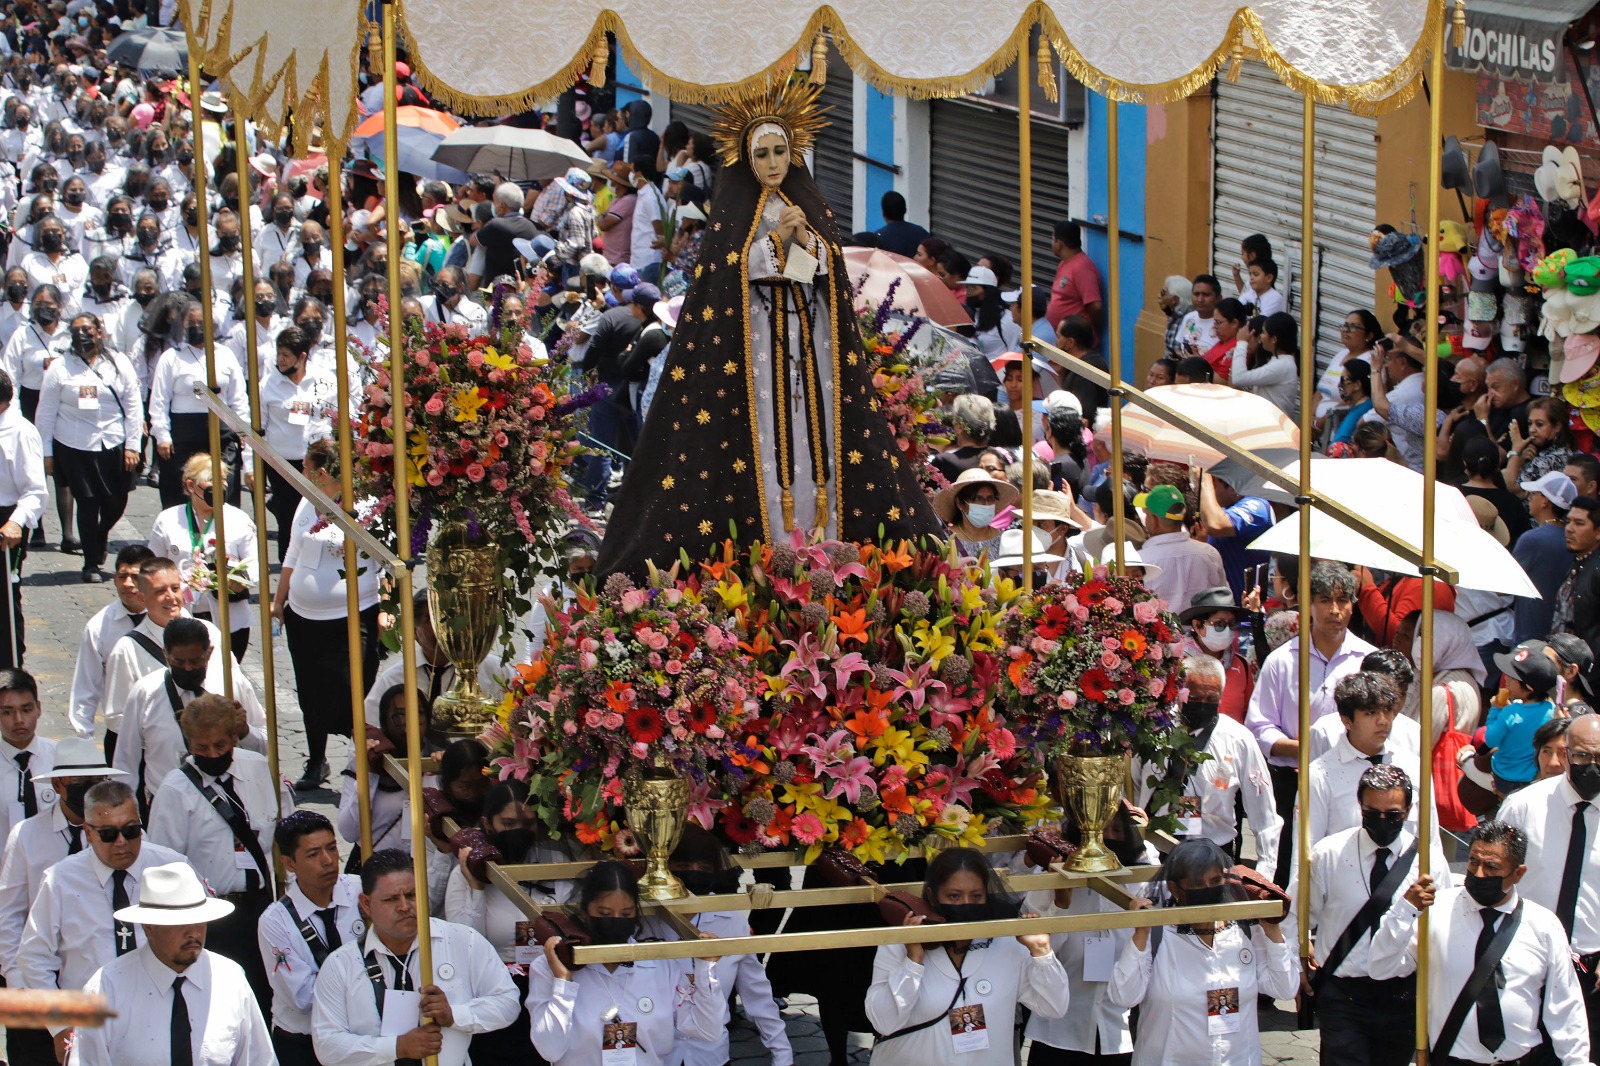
[15,751,34,818]
[1370,847,1391,896]
[317,907,342,952]
[128,611,146,625]
[1366,753,1385,766]
[170,975,193,1066]
[111,869,134,956]
[1558,801,1591,938]
[425,664,443,707]
[215,774,259,892]
[66,823,81,854]
[1476,910,1507,1052]
[390,953,414,992]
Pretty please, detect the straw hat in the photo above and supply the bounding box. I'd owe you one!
[1028,489,1079,528]
[113,862,235,925]
[47,737,127,781]
[933,467,1018,525]
[1467,495,1510,547]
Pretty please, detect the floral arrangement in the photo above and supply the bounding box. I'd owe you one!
[353,304,590,647]
[489,532,1053,862]
[180,539,252,601]
[855,285,952,495]
[996,569,1201,833]
[487,572,760,837]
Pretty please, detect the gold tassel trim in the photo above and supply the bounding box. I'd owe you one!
[1453,0,1467,50]
[1226,41,1244,83]
[1037,37,1058,104]
[814,488,828,533]
[781,489,795,533]
[590,35,609,88]
[366,18,381,73]
[809,32,827,85]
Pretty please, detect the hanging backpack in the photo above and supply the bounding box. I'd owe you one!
[1434,686,1477,833]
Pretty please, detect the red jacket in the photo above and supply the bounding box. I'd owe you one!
[1358,576,1457,648]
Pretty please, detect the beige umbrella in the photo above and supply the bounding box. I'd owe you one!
[1115,383,1300,466]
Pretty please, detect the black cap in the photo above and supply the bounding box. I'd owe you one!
[1493,640,1560,698]
[1547,633,1596,702]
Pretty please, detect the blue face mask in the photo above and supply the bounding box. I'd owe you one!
[965,503,997,528]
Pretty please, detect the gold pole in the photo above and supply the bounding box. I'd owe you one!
[381,0,432,1036]
[1019,41,1034,592]
[1295,92,1315,968]
[325,149,373,858]
[229,106,281,808]
[1417,11,1446,1056]
[183,41,231,698]
[1106,99,1125,574]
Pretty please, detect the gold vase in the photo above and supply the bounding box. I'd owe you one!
[1053,749,1126,873]
[425,529,504,739]
[622,768,691,901]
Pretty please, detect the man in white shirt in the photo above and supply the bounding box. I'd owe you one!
[257,810,363,1062]
[1498,713,1600,1044]
[289,219,332,289]
[113,617,268,800]
[0,736,124,1065]
[0,668,55,853]
[1306,672,1427,844]
[1369,336,1432,473]
[422,265,488,333]
[1133,656,1279,870]
[311,848,521,1066]
[1370,821,1589,1065]
[1304,764,1451,1066]
[69,553,156,742]
[362,591,504,728]
[0,372,46,666]
[254,192,301,267]
[75,861,275,1066]
[15,779,186,1062]
[147,694,291,1012]
[1131,485,1226,613]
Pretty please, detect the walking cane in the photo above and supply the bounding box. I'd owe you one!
[2,535,17,667]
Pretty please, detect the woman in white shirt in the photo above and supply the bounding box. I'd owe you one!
[964,267,1022,358]
[445,780,577,1066]
[866,847,1070,1066]
[147,296,250,508]
[528,860,728,1066]
[0,281,71,548]
[257,324,335,561]
[146,452,258,660]
[1314,309,1382,422]
[33,313,140,580]
[1230,312,1301,421]
[270,438,381,790]
[18,216,87,319]
[1107,839,1299,1066]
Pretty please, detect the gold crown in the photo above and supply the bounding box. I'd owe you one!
[710,78,827,169]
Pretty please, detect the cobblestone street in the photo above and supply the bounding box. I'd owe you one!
[14,480,1320,1064]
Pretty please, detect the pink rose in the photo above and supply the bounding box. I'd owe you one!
[424,395,444,415]
[531,441,548,460]
[1060,690,1078,709]
[466,351,484,369]
[579,651,598,670]
[579,638,600,652]
[1073,606,1091,623]
[1133,600,1160,624]
[531,405,545,419]
[466,463,486,482]
[665,659,683,675]
[1100,651,1121,670]
[491,478,508,492]
[562,721,577,734]
[1148,678,1166,696]
[425,468,445,486]
[620,588,648,613]
[1117,688,1137,705]
[602,712,624,730]
[631,742,649,759]
[1102,597,1123,614]
[584,709,604,728]
[1101,637,1121,651]
[665,709,682,726]
[495,432,509,447]
[661,588,682,605]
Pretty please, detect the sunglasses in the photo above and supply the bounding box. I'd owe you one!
[85,822,142,843]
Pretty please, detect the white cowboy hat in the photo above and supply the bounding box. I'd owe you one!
[114,862,235,925]
[991,527,1063,569]
[47,736,126,779]
[1098,541,1163,581]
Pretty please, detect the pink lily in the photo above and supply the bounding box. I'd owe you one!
[832,651,869,691]
[779,633,829,701]
[821,755,877,804]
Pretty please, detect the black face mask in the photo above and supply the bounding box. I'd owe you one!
[432,283,457,303]
[137,229,159,247]
[298,319,323,343]
[488,827,538,861]
[273,209,294,227]
[184,208,198,227]
[584,915,637,945]
[1181,699,1220,730]
[133,290,156,307]
[61,189,83,207]
[218,235,240,253]
[190,750,232,777]
[1463,871,1507,908]
[147,197,168,212]
[108,213,131,234]
[1179,884,1227,907]
[936,901,995,924]
[32,305,58,325]
[170,665,207,691]
[186,324,205,346]
[13,116,27,129]
[1362,810,1404,848]
[64,780,93,815]
[1572,762,1600,801]
[87,157,104,173]
[70,330,95,354]
[5,283,25,303]
[300,240,322,259]
[37,231,62,253]
[176,151,193,167]
[37,180,56,195]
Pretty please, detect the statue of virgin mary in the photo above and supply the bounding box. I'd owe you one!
[597,80,942,577]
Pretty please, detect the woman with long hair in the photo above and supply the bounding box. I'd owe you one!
[964,265,1022,357]
[1231,311,1301,419]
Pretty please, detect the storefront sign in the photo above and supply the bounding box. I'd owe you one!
[1447,5,1586,84]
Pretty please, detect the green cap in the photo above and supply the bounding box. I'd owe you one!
[1133,484,1186,521]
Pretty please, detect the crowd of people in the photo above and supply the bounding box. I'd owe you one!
[0,2,1592,1066]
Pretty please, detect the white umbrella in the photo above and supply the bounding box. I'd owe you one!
[1250,459,1538,597]
[1118,383,1301,466]
[431,126,591,183]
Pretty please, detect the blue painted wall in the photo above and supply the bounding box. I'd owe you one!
[1083,94,1146,382]
[613,49,643,108]
[861,86,896,230]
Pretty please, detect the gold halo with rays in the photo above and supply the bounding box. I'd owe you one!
[710,78,828,170]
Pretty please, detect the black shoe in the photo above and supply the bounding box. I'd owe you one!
[28,528,44,547]
[294,759,329,791]
[81,567,104,583]
[60,537,81,554]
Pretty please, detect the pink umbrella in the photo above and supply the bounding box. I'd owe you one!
[842,247,971,328]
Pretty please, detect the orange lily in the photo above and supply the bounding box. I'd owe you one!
[844,707,889,743]
[834,607,870,645]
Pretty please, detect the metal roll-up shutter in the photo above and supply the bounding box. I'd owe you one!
[929,98,1071,274]
[1212,61,1378,374]
[810,54,855,234]
[665,100,718,142]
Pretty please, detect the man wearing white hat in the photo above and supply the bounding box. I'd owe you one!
[312,849,520,1066]
[15,779,186,1062]
[0,736,124,1066]
[989,527,1063,588]
[74,861,273,1065]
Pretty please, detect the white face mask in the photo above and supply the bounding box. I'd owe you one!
[1199,623,1236,653]
[964,503,997,529]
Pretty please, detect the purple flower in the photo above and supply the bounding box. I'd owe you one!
[554,382,612,417]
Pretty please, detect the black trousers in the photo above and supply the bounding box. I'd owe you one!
[467,970,546,1065]
[1578,953,1600,1064]
[1028,1040,1132,1065]
[1317,974,1416,1066]
[1269,764,1299,888]
[194,610,252,661]
[0,504,24,669]
[209,888,271,1011]
[270,1028,318,1064]
[263,459,304,562]
[285,602,379,765]
[160,414,240,508]
[2,973,53,1066]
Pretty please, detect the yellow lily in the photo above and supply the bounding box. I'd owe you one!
[483,348,516,373]
[452,386,488,422]
[405,430,429,486]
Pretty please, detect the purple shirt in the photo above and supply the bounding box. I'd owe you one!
[1244,629,1377,767]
